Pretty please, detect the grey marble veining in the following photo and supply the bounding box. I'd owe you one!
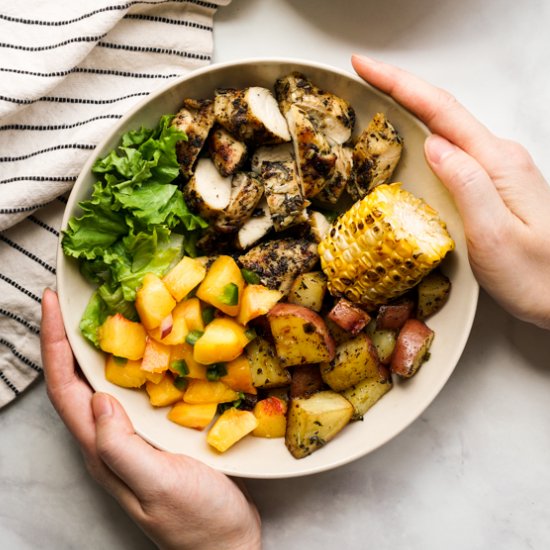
[2,1,550,548]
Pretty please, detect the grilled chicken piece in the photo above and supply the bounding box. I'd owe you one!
[275,72,355,146]
[250,143,294,174]
[315,144,353,205]
[307,210,331,243]
[214,171,263,233]
[208,126,247,177]
[236,197,273,250]
[347,113,403,201]
[238,238,319,294]
[172,98,215,180]
[285,104,337,198]
[261,160,309,232]
[214,87,291,145]
[183,158,232,219]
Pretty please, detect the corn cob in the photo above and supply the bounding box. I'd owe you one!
[318,183,454,310]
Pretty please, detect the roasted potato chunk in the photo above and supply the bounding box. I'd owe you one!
[289,364,325,398]
[285,391,353,458]
[375,297,415,330]
[341,365,393,420]
[320,333,380,391]
[366,321,397,365]
[327,298,371,335]
[268,303,336,367]
[390,319,434,378]
[245,336,291,389]
[287,271,327,312]
[416,269,451,319]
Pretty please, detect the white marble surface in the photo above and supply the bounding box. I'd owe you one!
[2,1,550,548]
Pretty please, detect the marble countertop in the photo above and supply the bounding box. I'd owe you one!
[2,1,550,548]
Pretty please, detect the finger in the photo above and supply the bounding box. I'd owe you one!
[41,288,96,450]
[92,392,171,499]
[424,134,512,234]
[351,55,500,165]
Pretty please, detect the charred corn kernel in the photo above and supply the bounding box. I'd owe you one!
[318,183,454,310]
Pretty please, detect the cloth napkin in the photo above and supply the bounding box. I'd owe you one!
[0,0,231,408]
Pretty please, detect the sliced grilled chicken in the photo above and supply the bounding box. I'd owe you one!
[183,158,232,219]
[214,87,291,145]
[208,126,247,177]
[347,113,403,201]
[172,98,215,180]
[238,238,319,294]
[261,160,309,232]
[307,210,331,243]
[285,104,337,198]
[315,144,353,205]
[275,72,355,146]
[214,171,263,233]
[236,197,273,250]
[250,143,294,174]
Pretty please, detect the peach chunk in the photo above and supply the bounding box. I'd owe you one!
[162,256,207,301]
[135,273,176,330]
[196,255,245,317]
[193,317,250,365]
[168,402,217,430]
[169,343,207,380]
[98,313,146,361]
[141,337,171,373]
[220,355,257,395]
[145,373,185,407]
[183,379,240,404]
[252,397,287,438]
[148,301,189,345]
[104,355,147,388]
[236,284,283,326]
[177,297,204,333]
[207,409,258,453]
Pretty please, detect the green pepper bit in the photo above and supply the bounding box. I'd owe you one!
[219,282,239,306]
[186,330,204,346]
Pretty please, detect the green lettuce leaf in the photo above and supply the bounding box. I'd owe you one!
[62,114,206,347]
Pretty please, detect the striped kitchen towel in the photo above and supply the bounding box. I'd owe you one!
[0,0,230,407]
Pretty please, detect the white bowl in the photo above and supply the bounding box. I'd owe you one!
[57,58,478,479]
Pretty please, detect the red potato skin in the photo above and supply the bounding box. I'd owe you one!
[376,298,415,330]
[378,363,392,382]
[289,364,325,398]
[327,298,371,335]
[267,303,336,363]
[390,319,434,378]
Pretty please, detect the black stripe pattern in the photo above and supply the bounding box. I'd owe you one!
[0,1,220,27]
[0,0,226,407]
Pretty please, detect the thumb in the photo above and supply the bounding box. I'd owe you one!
[424,134,509,235]
[92,392,167,497]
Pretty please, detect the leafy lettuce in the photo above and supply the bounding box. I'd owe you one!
[62,115,208,346]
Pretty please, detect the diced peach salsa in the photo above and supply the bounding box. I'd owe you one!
[97,254,284,452]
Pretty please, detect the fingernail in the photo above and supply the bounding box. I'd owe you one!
[92,393,113,420]
[425,135,457,164]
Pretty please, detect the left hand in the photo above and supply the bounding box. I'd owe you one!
[41,288,261,550]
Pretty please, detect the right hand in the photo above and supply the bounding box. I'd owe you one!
[352,55,550,330]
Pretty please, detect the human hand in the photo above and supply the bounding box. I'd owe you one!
[352,55,550,330]
[40,288,261,550]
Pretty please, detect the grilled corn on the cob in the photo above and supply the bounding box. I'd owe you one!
[318,183,454,310]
